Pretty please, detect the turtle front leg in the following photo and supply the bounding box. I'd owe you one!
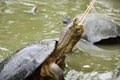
[49,63,65,80]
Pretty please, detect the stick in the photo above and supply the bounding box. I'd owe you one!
[78,0,96,26]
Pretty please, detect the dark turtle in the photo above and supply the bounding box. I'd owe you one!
[0,18,84,80]
[63,13,120,44]
[0,39,58,80]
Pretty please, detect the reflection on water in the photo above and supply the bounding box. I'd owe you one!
[0,0,120,80]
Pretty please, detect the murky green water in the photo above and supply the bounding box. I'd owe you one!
[0,0,120,80]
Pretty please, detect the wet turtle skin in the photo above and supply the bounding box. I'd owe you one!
[0,39,57,80]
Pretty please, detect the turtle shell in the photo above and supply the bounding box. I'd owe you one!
[0,39,57,80]
[80,13,120,43]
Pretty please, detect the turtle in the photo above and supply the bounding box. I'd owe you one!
[0,18,84,80]
[62,13,120,44]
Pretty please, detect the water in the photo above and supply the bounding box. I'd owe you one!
[0,0,120,80]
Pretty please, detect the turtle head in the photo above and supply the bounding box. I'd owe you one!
[57,17,84,53]
[49,17,84,63]
[65,18,84,52]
